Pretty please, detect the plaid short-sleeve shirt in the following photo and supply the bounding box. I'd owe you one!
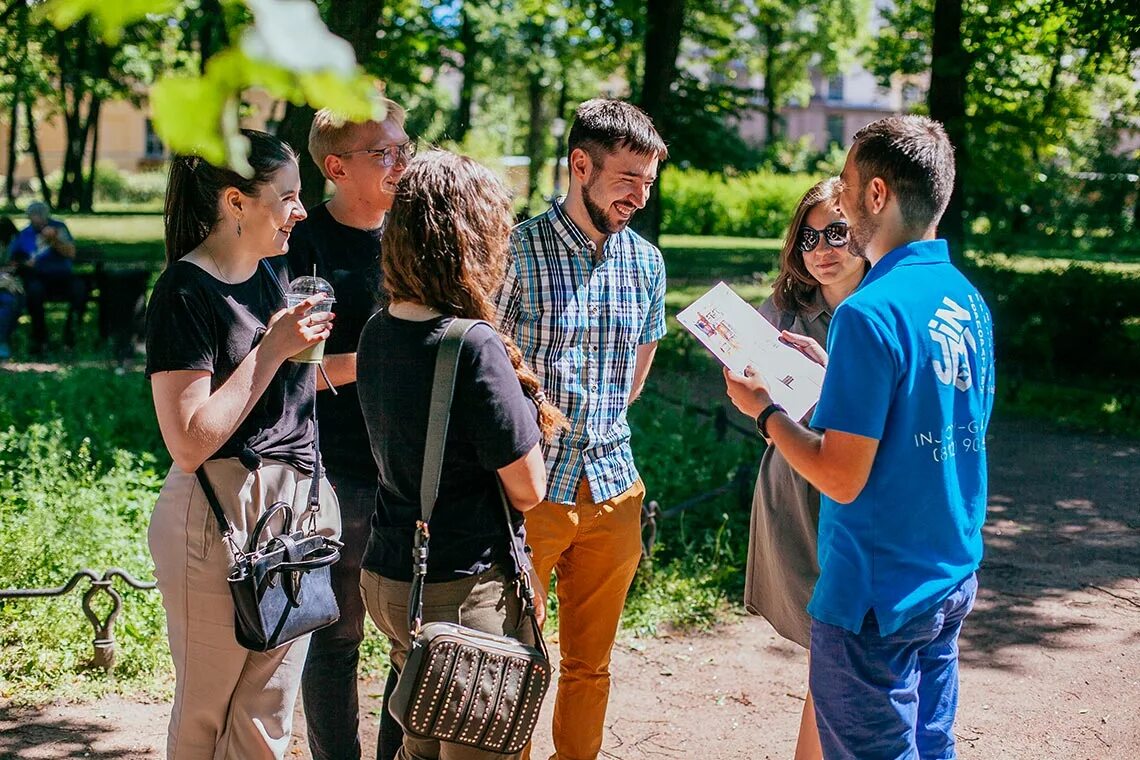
[495,201,667,505]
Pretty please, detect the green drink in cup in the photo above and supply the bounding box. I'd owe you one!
[286,275,335,363]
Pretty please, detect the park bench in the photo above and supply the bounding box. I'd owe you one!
[65,246,155,361]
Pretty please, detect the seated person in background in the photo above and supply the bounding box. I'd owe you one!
[0,216,23,360]
[8,201,84,354]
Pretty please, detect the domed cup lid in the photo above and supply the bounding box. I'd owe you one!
[287,275,335,300]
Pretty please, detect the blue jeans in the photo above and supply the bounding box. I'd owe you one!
[809,573,978,760]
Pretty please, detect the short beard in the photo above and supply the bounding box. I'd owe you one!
[582,176,630,236]
[847,200,877,261]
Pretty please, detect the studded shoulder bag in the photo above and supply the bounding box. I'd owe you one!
[387,318,552,754]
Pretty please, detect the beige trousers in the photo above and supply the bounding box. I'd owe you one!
[360,567,533,760]
[148,458,340,760]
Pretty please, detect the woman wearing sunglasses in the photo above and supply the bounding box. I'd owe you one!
[744,177,867,760]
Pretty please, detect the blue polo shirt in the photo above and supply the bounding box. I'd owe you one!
[808,239,995,635]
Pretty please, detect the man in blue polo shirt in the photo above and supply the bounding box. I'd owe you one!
[725,115,995,759]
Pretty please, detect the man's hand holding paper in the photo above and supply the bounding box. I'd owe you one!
[676,282,826,421]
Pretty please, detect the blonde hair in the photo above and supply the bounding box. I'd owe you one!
[308,97,407,180]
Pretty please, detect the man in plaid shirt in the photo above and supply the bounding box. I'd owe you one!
[495,99,668,760]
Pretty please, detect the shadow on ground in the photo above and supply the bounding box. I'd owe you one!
[0,705,157,759]
[962,418,1140,669]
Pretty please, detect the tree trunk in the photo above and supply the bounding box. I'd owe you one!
[760,23,781,144]
[449,6,477,143]
[55,24,92,212]
[81,95,102,212]
[635,0,685,245]
[551,73,568,198]
[325,0,382,65]
[23,97,50,207]
[928,0,968,258]
[5,96,18,208]
[523,69,546,218]
[276,103,325,210]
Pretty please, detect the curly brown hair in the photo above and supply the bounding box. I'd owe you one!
[383,150,568,440]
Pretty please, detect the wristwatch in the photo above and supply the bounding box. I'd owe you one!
[755,402,787,438]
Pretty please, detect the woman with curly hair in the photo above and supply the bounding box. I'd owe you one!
[356,149,565,760]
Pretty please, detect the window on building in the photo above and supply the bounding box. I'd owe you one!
[827,115,845,147]
[144,119,165,159]
[827,75,844,102]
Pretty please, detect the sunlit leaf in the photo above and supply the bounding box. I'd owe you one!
[241,0,357,76]
[149,75,231,165]
[40,0,180,44]
[298,70,382,121]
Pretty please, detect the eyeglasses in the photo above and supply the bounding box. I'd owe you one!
[796,221,849,253]
[336,140,417,168]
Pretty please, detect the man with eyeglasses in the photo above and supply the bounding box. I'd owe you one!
[288,98,414,760]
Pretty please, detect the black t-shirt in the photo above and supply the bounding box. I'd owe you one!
[358,314,541,582]
[145,257,315,472]
[287,203,386,480]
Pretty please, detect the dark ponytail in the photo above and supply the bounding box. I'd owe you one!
[163,129,298,266]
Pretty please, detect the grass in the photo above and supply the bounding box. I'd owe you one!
[968,249,1140,275]
[65,213,164,264]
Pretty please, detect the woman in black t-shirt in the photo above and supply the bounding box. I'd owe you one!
[357,150,565,760]
[145,130,339,760]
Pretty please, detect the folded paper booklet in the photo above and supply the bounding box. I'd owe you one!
[677,282,825,421]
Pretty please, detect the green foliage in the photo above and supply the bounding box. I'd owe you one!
[966,261,1140,384]
[660,168,819,238]
[871,0,1140,250]
[89,163,168,205]
[738,0,869,137]
[0,368,170,701]
[40,0,180,44]
[40,0,381,173]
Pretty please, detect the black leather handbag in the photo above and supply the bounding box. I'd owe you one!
[388,318,551,754]
[195,376,342,652]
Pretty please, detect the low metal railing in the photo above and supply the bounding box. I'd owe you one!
[0,567,157,670]
[638,392,760,558]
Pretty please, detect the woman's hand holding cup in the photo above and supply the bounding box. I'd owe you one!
[264,293,335,363]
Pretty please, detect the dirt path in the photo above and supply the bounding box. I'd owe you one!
[2,417,1138,759]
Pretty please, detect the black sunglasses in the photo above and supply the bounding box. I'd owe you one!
[797,221,849,253]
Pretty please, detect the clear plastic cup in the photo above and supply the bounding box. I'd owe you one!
[285,275,335,363]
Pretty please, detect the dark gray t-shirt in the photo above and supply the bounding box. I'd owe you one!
[145,257,316,472]
[358,314,541,582]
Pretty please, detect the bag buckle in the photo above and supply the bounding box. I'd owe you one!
[223,533,245,569]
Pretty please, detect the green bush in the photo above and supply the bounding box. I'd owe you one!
[93,162,167,205]
[0,368,170,701]
[660,168,819,238]
[968,262,1140,386]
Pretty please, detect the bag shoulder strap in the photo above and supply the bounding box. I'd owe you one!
[420,318,485,522]
[412,317,547,655]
